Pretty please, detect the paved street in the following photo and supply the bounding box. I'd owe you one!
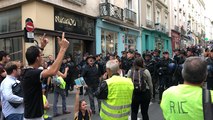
[46,90,164,120]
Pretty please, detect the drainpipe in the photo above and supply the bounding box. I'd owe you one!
[138,0,142,53]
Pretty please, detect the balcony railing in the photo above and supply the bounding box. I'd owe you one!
[100,3,123,21]
[65,0,86,5]
[155,23,167,34]
[174,25,180,32]
[124,8,136,23]
[180,27,186,35]
[146,19,154,28]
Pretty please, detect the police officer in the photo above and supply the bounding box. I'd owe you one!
[123,50,135,74]
[175,50,186,84]
[157,51,174,102]
[144,53,157,99]
[206,49,213,90]
[121,51,127,70]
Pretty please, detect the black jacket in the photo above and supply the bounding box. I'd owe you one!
[81,64,101,87]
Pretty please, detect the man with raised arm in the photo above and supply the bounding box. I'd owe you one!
[22,33,69,120]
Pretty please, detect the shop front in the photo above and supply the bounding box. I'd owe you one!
[54,8,96,62]
[171,30,181,51]
[96,19,140,57]
[142,28,171,55]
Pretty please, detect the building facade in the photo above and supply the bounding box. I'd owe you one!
[96,0,141,56]
[0,0,99,64]
[186,0,205,46]
[141,0,172,55]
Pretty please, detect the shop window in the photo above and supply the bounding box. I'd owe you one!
[155,37,164,51]
[0,7,21,33]
[124,35,136,51]
[101,30,118,55]
[0,37,22,61]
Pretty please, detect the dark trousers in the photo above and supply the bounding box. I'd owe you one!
[207,77,213,90]
[65,81,71,96]
[159,75,172,100]
[131,90,151,120]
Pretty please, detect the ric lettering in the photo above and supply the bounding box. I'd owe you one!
[170,101,188,114]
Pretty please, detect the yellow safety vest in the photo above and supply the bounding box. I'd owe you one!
[100,75,134,120]
[58,76,66,89]
[42,95,48,119]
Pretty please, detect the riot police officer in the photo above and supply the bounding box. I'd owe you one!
[144,53,157,99]
[157,51,174,102]
[206,50,213,90]
[123,50,135,74]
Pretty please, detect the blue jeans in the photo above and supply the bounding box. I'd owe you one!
[6,114,23,120]
[53,87,66,115]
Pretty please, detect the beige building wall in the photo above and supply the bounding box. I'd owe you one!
[0,0,27,10]
[22,1,55,64]
[42,0,99,17]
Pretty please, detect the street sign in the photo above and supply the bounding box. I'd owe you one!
[26,22,34,32]
[205,38,208,41]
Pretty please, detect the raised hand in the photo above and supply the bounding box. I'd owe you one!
[57,32,70,50]
[40,33,49,48]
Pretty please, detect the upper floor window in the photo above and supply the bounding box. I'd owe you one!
[156,10,161,23]
[0,7,21,33]
[146,4,151,20]
[165,15,168,28]
[128,0,132,9]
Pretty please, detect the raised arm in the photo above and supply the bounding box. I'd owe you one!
[42,32,69,78]
[57,67,69,78]
[74,86,80,114]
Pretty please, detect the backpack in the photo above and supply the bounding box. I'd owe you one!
[130,68,147,92]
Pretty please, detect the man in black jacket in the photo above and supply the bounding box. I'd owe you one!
[81,55,101,114]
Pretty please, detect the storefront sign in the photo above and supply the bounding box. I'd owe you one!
[54,8,95,36]
[55,16,77,26]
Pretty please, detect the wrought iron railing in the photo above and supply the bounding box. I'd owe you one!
[124,8,136,23]
[180,27,186,35]
[100,3,123,21]
[146,19,154,28]
[155,23,167,34]
[161,24,166,33]
[174,25,180,32]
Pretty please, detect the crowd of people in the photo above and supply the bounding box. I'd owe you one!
[0,32,212,120]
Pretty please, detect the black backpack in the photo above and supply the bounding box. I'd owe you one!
[130,68,147,92]
[9,81,23,108]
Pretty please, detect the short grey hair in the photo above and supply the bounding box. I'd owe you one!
[182,57,207,84]
[106,60,119,74]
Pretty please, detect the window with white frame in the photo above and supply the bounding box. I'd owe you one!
[127,0,132,9]
[174,15,177,26]
[146,1,152,20]
[164,0,167,4]
[156,9,161,23]
[165,15,168,29]
[101,30,118,55]
[124,35,137,51]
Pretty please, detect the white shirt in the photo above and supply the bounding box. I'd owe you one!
[0,75,24,117]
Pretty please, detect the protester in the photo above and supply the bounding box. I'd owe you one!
[0,61,23,120]
[74,86,92,120]
[96,60,134,120]
[81,55,101,114]
[160,57,213,120]
[42,84,52,120]
[127,58,153,120]
[22,32,69,120]
[52,67,71,117]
